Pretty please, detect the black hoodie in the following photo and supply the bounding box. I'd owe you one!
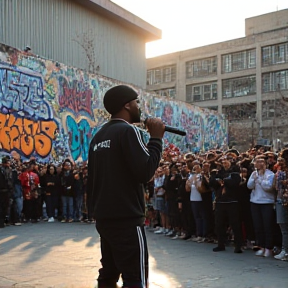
[87,119,162,227]
[209,165,241,203]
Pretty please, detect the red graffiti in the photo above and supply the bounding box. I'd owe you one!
[0,113,58,157]
[59,82,92,115]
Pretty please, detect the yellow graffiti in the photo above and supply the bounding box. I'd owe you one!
[0,113,58,157]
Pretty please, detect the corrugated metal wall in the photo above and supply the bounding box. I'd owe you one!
[0,0,147,88]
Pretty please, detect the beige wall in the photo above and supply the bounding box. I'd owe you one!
[146,9,288,150]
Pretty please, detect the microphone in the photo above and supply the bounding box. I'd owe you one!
[164,124,186,136]
[144,117,186,136]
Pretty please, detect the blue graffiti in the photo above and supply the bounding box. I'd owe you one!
[0,63,52,120]
[66,115,94,162]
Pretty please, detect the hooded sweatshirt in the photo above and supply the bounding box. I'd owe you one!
[87,119,162,227]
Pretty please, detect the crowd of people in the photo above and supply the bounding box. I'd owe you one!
[0,153,91,228]
[144,144,288,261]
[1,144,288,262]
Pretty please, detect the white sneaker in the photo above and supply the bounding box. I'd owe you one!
[171,235,179,240]
[282,253,288,261]
[255,248,265,256]
[264,249,273,257]
[274,250,286,260]
[154,228,164,234]
[197,237,207,243]
[165,230,174,236]
[179,233,186,239]
[48,217,54,223]
[192,236,202,242]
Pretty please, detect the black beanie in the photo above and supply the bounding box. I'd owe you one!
[103,85,138,115]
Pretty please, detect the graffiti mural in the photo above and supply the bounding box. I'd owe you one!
[0,43,227,163]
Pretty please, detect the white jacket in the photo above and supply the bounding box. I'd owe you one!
[247,169,275,204]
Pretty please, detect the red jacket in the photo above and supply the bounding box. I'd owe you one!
[19,171,40,200]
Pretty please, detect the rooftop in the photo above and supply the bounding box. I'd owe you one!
[72,0,162,41]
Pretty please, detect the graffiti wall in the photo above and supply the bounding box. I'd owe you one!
[0,43,227,163]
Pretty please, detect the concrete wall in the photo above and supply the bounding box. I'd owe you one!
[0,43,228,163]
[245,9,288,36]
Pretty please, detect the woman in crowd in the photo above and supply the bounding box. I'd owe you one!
[164,163,181,237]
[45,164,59,223]
[274,149,288,260]
[247,155,275,257]
[60,160,75,223]
[185,162,207,242]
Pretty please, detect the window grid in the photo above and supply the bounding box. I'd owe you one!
[186,57,217,78]
[146,65,176,85]
[222,49,256,73]
[154,88,176,99]
[262,42,288,66]
[186,82,217,103]
[262,70,288,92]
[222,76,256,98]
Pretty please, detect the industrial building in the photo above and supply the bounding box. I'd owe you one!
[146,9,288,150]
[0,0,161,88]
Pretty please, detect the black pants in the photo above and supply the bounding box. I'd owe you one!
[23,198,38,221]
[46,194,58,218]
[96,224,148,288]
[250,202,275,249]
[0,192,9,228]
[215,202,242,248]
[239,199,254,241]
[181,199,195,237]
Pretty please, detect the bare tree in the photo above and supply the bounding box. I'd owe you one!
[72,29,99,74]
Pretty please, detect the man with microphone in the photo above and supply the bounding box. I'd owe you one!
[87,85,165,288]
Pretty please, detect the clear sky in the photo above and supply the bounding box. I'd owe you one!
[112,0,288,58]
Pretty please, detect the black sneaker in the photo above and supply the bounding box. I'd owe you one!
[182,235,192,240]
[234,247,243,253]
[213,246,225,252]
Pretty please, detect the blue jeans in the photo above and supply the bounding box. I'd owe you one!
[14,184,23,219]
[73,195,83,220]
[191,201,207,237]
[61,196,73,219]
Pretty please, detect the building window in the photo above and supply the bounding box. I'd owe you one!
[146,65,176,85]
[186,82,217,103]
[154,88,176,99]
[222,49,256,73]
[222,76,256,98]
[262,70,288,92]
[262,42,288,66]
[186,56,217,78]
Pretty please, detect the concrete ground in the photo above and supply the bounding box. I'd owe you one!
[0,221,287,288]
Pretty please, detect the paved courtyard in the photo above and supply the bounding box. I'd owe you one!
[0,222,287,288]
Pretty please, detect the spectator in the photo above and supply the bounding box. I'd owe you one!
[247,155,275,257]
[45,164,59,223]
[19,162,40,223]
[274,149,288,261]
[209,155,243,253]
[163,163,181,237]
[0,157,13,228]
[154,167,167,234]
[186,163,207,242]
[73,169,83,222]
[60,160,75,223]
